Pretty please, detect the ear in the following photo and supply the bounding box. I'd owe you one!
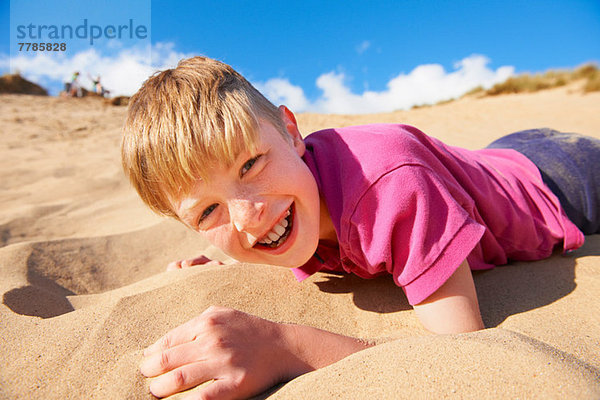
[279,105,305,156]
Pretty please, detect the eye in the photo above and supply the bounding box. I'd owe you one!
[240,155,261,177]
[198,203,218,224]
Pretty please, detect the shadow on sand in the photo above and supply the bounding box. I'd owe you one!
[311,235,599,328]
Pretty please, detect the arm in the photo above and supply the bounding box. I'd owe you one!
[140,306,371,399]
[142,261,482,399]
[413,259,484,334]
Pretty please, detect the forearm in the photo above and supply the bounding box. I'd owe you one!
[279,322,373,380]
[413,260,484,334]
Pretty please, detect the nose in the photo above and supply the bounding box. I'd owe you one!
[229,197,265,234]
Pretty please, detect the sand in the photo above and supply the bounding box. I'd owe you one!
[1,83,599,399]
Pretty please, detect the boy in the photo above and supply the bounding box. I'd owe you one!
[122,56,599,399]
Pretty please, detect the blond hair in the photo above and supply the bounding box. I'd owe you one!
[121,56,286,218]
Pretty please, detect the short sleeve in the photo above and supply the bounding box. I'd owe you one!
[345,165,485,305]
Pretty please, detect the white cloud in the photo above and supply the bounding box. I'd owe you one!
[256,54,514,114]
[1,42,191,96]
[253,78,309,112]
[2,50,514,114]
[356,40,371,55]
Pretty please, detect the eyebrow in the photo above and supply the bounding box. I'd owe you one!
[180,198,200,212]
[177,195,205,222]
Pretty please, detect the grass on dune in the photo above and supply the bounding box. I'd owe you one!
[412,63,599,110]
[485,63,599,96]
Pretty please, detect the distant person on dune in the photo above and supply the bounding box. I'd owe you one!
[88,73,110,97]
[64,71,82,98]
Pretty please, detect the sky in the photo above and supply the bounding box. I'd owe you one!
[1,0,599,113]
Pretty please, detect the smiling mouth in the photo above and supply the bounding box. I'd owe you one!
[254,204,294,249]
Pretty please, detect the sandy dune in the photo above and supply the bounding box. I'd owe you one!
[1,84,599,399]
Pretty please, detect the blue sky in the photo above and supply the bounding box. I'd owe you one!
[1,0,599,113]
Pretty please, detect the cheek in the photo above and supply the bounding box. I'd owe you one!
[204,225,236,252]
[296,164,320,208]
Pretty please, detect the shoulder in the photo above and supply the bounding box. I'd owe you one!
[302,124,456,239]
[304,123,438,181]
[302,123,431,202]
[305,123,428,153]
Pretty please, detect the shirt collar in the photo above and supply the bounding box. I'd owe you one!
[291,255,323,281]
[291,241,341,281]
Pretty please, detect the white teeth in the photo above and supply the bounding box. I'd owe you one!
[267,231,280,241]
[256,206,293,246]
[273,223,286,236]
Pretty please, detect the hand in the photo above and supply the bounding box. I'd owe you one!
[140,306,296,399]
[167,256,223,271]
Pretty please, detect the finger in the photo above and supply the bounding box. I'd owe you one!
[166,260,183,271]
[182,256,215,269]
[149,361,214,398]
[140,340,207,377]
[143,306,229,356]
[144,316,204,356]
[189,255,212,265]
[203,260,224,267]
[183,379,235,400]
[191,256,225,266]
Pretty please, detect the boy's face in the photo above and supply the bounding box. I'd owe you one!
[170,107,323,268]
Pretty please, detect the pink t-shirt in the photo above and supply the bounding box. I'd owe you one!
[292,124,584,305]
